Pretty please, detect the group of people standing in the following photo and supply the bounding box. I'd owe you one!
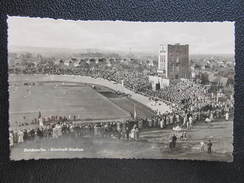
[9,119,143,148]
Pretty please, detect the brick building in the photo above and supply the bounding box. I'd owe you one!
[157,43,191,80]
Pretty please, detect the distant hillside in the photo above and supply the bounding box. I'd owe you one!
[8,46,157,59]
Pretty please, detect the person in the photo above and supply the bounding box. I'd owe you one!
[200,141,205,152]
[130,126,136,140]
[117,122,121,132]
[176,114,180,123]
[57,125,62,137]
[210,111,214,122]
[160,119,164,128]
[9,132,14,147]
[225,112,229,121]
[172,134,177,148]
[188,116,193,129]
[38,117,44,127]
[125,127,130,140]
[117,127,122,139]
[52,125,59,138]
[135,127,139,141]
[183,115,187,127]
[18,130,24,143]
[207,140,212,153]
[169,114,174,124]
[94,124,99,136]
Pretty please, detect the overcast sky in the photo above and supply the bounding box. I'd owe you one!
[8,16,234,55]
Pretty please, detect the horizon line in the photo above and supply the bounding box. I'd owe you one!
[8,45,235,56]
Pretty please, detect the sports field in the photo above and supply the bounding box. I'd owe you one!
[9,80,132,129]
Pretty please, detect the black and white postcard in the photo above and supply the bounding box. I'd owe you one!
[8,16,234,161]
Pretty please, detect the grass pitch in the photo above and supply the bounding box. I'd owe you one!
[9,80,131,128]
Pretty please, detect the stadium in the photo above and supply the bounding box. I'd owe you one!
[9,74,233,161]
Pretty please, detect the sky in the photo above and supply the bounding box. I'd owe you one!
[8,16,235,55]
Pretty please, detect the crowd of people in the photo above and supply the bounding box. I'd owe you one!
[10,118,144,147]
